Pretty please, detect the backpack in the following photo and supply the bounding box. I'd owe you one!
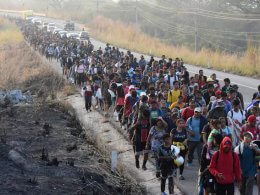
[206,151,236,193]
[230,110,243,118]
[237,143,256,161]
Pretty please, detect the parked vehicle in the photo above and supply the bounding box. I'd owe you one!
[67,32,80,40]
[47,23,56,32]
[64,21,75,31]
[79,31,89,40]
[58,30,68,38]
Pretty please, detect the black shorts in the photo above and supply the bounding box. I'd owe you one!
[134,142,147,155]
[161,169,174,179]
[77,73,85,83]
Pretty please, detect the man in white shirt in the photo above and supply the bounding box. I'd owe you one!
[164,68,179,89]
[228,99,245,125]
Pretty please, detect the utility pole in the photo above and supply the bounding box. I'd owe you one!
[194,9,198,53]
[135,0,138,25]
[96,0,99,16]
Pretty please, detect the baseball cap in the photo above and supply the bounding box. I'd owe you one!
[248,115,256,123]
[243,131,254,139]
[194,107,202,112]
[210,96,216,102]
[140,92,147,97]
[129,85,135,90]
[215,90,222,96]
[207,77,214,82]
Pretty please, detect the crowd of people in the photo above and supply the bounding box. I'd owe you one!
[15,17,260,195]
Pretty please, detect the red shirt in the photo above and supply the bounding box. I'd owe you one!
[241,124,259,140]
[181,107,194,122]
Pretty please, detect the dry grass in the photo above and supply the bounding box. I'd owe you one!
[0,18,23,45]
[0,19,76,99]
[89,16,260,77]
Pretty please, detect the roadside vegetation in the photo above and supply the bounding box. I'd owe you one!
[89,16,260,77]
[1,0,260,77]
[0,18,143,194]
[0,18,69,98]
[0,18,23,45]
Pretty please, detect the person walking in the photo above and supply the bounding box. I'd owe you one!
[209,137,242,195]
[83,80,93,112]
[158,133,175,195]
[146,117,168,178]
[129,108,150,170]
[171,118,189,180]
[186,107,207,165]
[235,132,260,195]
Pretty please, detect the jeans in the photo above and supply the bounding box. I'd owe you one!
[216,183,234,195]
[85,96,92,111]
[187,141,202,164]
[240,175,255,195]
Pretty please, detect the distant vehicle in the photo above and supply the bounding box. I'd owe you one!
[42,22,48,30]
[53,28,62,34]
[25,16,34,22]
[34,20,42,26]
[79,31,89,40]
[58,30,68,38]
[64,21,75,31]
[47,23,56,32]
[67,32,80,40]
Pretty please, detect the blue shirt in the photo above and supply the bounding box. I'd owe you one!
[240,146,257,177]
[186,117,201,141]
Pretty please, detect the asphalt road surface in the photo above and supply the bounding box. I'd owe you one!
[1,12,259,105]
[43,16,259,106]
[1,12,259,195]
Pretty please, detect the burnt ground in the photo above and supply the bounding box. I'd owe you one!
[0,102,142,195]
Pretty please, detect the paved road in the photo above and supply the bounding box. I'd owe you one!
[42,17,259,195]
[1,12,258,105]
[2,13,258,195]
[48,17,259,105]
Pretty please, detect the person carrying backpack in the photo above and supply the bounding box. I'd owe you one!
[209,137,242,195]
[235,132,260,195]
[199,133,223,195]
[186,107,208,165]
[227,99,246,126]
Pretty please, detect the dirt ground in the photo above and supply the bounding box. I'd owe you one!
[0,101,142,195]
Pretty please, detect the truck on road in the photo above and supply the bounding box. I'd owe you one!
[64,21,75,31]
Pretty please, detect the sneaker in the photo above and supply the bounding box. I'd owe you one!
[156,172,160,178]
[142,165,147,171]
[161,192,167,195]
[179,175,185,180]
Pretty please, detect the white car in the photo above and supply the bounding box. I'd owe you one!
[53,28,62,34]
[67,32,80,40]
[42,22,48,29]
[58,31,68,38]
[32,18,42,26]
[79,31,89,40]
[47,23,56,32]
[25,16,34,22]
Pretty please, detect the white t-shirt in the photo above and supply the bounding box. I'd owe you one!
[227,109,245,124]
[164,75,178,89]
